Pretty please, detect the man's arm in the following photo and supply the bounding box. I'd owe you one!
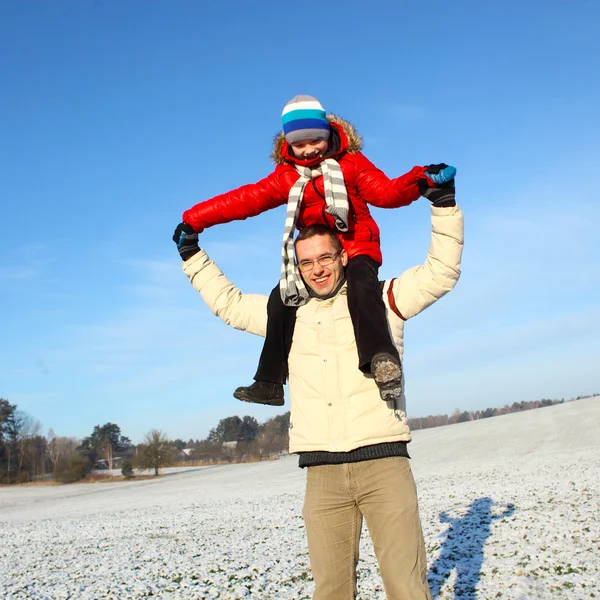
[388,204,464,320]
[182,250,268,337]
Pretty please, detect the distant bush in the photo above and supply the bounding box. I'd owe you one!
[15,471,31,484]
[54,454,91,484]
[121,460,134,479]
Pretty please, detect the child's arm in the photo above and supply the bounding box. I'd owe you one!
[182,171,288,232]
[352,154,436,209]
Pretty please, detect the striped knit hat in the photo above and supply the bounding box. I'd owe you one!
[281,95,330,144]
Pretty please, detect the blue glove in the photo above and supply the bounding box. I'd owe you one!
[425,164,456,185]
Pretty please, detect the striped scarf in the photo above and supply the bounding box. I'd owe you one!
[279,159,349,306]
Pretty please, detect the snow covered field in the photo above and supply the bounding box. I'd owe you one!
[1,397,599,599]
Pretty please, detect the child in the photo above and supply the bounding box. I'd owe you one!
[181,95,455,406]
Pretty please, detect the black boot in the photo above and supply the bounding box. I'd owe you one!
[233,381,285,406]
[370,352,403,402]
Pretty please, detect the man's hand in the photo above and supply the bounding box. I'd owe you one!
[419,164,456,207]
[173,223,201,261]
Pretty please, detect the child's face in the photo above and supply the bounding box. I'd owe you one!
[290,138,329,160]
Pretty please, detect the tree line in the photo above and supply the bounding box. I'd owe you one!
[172,412,291,463]
[0,397,290,485]
[1,393,597,485]
[406,396,592,430]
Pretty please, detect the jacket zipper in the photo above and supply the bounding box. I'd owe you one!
[311,179,330,224]
[312,178,325,200]
[350,203,357,223]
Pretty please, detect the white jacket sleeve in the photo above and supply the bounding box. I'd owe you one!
[390,205,464,320]
[182,250,268,337]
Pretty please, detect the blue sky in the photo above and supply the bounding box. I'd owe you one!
[1,1,598,443]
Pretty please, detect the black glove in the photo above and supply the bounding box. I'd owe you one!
[418,163,456,207]
[172,223,200,261]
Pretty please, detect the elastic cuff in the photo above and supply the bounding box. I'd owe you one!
[180,247,201,261]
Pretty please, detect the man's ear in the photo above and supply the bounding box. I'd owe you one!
[340,249,349,267]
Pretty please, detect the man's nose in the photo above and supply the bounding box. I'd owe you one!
[312,261,325,275]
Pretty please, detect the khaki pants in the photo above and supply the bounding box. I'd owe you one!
[302,457,432,600]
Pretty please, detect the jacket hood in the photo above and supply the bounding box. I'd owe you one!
[271,115,363,165]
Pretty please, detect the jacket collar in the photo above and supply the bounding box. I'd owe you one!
[308,279,348,302]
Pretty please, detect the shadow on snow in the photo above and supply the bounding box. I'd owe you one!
[428,497,515,599]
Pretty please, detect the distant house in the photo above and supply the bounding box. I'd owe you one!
[93,456,124,470]
[174,447,195,462]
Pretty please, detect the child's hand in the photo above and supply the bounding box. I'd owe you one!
[418,164,457,207]
[425,164,456,185]
[172,222,201,261]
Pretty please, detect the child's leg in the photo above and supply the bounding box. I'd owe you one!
[345,256,400,373]
[254,285,297,383]
[233,285,297,406]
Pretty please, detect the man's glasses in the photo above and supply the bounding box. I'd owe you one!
[297,252,340,273]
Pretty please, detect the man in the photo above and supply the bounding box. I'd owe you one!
[173,181,463,599]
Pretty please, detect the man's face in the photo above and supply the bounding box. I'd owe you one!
[290,138,329,160]
[295,234,348,297]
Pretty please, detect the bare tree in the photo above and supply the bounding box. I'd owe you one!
[136,430,174,476]
[47,430,79,475]
[20,418,44,480]
[257,414,289,457]
[47,429,59,471]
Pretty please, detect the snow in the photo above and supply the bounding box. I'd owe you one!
[1,397,599,599]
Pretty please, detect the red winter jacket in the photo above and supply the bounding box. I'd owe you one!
[182,116,433,265]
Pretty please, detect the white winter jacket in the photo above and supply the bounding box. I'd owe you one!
[183,205,464,454]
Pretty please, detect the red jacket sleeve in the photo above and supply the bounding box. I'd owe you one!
[352,153,431,208]
[182,170,288,232]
